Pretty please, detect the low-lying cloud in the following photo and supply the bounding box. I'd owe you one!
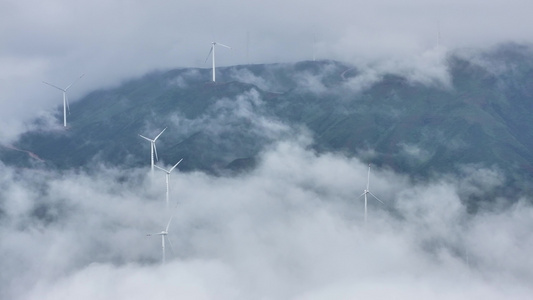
[1,139,532,299]
[167,88,295,164]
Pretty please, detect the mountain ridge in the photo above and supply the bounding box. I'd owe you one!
[2,43,533,206]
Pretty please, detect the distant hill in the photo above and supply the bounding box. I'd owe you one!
[3,43,533,207]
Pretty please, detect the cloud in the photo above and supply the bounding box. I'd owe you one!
[228,68,274,91]
[1,140,533,299]
[340,46,452,94]
[227,61,347,94]
[398,142,432,161]
[166,69,202,89]
[168,88,294,151]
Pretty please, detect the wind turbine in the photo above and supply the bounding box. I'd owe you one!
[205,41,231,82]
[358,164,384,225]
[147,215,175,264]
[155,158,183,209]
[139,127,167,174]
[43,74,85,127]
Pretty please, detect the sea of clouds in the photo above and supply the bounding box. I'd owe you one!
[1,138,532,299]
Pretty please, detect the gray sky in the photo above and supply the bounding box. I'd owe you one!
[1,0,533,141]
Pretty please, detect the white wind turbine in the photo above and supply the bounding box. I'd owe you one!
[358,164,384,225]
[43,74,85,127]
[155,158,183,209]
[205,41,231,82]
[139,128,167,174]
[147,215,175,264]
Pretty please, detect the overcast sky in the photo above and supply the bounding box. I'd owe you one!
[1,0,533,141]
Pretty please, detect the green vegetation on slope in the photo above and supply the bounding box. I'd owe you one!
[3,44,533,204]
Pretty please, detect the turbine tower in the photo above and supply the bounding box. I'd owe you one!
[205,41,231,82]
[139,127,167,174]
[155,158,183,209]
[358,164,384,225]
[43,74,85,127]
[147,215,174,264]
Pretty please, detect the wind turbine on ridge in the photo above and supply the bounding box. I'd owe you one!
[139,127,166,174]
[42,74,85,127]
[155,158,183,209]
[147,215,175,264]
[358,163,384,225]
[205,41,231,82]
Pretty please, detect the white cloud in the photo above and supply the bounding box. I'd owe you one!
[1,141,532,299]
[169,88,293,145]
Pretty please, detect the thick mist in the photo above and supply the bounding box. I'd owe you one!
[1,138,532,299]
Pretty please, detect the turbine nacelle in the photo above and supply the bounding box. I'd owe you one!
[205,41,231,82]
[154,158,183,209]
[147,215,175,264]
[147,231,167,236]
[213,42,231,49]
[139,127,167,173]
[42,73,85,127]
[154,158,183,175]
[358,163,385,224]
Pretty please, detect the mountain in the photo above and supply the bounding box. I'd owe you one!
[2,43,533,207]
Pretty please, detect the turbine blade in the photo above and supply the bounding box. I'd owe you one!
[217,43,231,49]
[166,236,175,254]
[368,191,385,205]
[165,216,174,232]
[169,158,183,173]
[366,164,371,190]
[154,127,167,141]
[139,134,152,142]
[358,192,366,199]
[42,81,65,91]
[154,165,168,172]
[153,143,159,161]
[205,46,213,63]
[65,73,85,91]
